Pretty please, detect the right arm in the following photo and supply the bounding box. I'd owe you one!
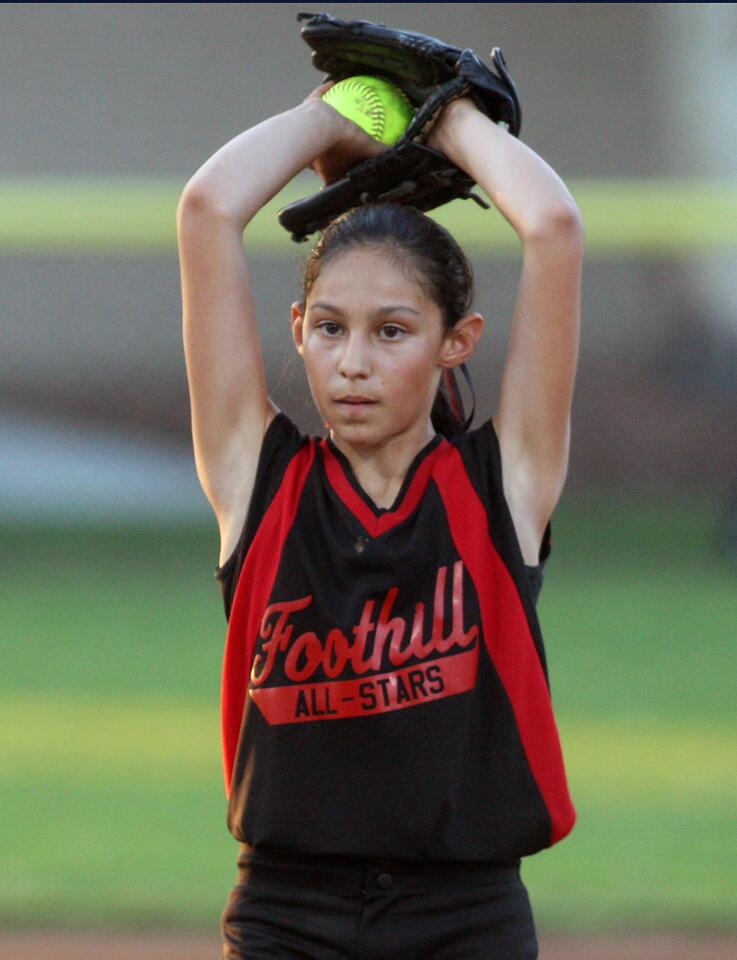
[177,97,383,565]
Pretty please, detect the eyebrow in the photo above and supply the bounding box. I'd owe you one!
[309,301,421,317]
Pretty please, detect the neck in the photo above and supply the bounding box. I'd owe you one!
[329,422,437,509]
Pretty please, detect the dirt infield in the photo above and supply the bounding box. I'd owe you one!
[1,929,737,959]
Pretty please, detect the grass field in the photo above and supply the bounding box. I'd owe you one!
[2,177,737,255]
[1,495,736,932]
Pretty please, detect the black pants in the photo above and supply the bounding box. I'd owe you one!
[221,844,538,959]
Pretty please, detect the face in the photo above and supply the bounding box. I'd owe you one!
[292,247,454,449]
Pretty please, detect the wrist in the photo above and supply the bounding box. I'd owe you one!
[426,97,478,156]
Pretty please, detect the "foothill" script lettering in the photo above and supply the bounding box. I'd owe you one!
[251,560,478,686]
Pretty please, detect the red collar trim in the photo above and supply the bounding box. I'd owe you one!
[320,437,448,537]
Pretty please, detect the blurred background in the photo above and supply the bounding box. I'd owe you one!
[2,3,736,957]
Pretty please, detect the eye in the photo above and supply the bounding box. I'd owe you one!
[316,320,342,337]
[379,324,405,340]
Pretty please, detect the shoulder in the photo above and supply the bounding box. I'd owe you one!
[226,410,315,548]
[260,408,309,451]
[446,417,503,482]
[428,418,503,521]
[214,412,318,618]
[452,416,500,451]
[441,418,553,574]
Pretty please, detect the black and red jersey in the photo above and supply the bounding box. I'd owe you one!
[214,412,575,863]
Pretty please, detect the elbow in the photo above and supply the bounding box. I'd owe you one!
[176,181,214,228]
[524,203,585,253]
[176,181,244,230]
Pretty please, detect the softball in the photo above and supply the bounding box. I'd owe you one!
[322,75,414,145]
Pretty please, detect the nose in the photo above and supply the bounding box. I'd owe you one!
[338,332,371,379]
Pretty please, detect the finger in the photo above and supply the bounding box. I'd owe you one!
[303,80,335,103]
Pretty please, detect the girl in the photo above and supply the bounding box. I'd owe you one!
[177,81,583,960]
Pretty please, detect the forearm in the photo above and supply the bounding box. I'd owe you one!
[178,100,347,228]
[428,100,582,243]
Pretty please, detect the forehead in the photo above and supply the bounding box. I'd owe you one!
[308,247,435,311]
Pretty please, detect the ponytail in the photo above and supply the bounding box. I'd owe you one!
[432,365,476,438]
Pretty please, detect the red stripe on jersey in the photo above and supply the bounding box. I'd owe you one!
[321,439,447,537]
[220,441,316,798]
[433,446,576,846]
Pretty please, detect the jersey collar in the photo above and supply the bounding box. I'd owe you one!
[320,434,447,538]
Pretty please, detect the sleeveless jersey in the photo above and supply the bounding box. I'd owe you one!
[214,412,576,863]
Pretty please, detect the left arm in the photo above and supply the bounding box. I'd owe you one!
[428,99,584,564]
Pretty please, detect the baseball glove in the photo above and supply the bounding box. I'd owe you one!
[278,11,521,241]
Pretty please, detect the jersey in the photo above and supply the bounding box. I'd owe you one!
[214,412,576,864]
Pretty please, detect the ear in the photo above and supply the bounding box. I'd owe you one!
[438,312,484,369]
[291,301,306,355]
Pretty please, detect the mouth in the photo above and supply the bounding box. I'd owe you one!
[334,396,377,406]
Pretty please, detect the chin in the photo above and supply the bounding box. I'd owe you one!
[328,416,384,443]
[330,421,378,442]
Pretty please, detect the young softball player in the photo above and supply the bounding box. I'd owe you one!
[178,79,582,960]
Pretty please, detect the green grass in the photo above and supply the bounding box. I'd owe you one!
[2,177,737,255]
[1,497,736,930]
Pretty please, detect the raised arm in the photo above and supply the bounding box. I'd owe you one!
[177,96,383,564]
[428,100,584,565]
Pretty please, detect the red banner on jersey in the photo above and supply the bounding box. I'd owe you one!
[249,647,478,724]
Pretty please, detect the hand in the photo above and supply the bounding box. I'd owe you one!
[302,82,388,185]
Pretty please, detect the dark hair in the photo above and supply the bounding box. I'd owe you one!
[301,204,475,438]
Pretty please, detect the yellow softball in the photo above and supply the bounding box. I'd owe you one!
[322,75,414,145]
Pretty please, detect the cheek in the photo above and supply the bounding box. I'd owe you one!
[412,342,440,370]
[301,342,333,392]
[385,346,440,392]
